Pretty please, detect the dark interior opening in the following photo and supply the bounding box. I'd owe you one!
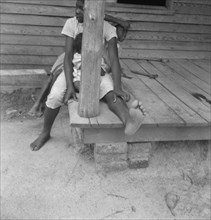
[117,0,166,6]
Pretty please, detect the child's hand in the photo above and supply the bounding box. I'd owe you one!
[113,89,130,102]
[64,86,77,104]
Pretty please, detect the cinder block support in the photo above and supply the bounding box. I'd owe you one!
[128,142,152,169]
[94,143,128,172]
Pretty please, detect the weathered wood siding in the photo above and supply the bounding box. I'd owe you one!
[0,0,211,70]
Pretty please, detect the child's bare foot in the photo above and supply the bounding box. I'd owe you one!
[124,100,146,136]
[28,103,44,117]
[30,131,50,151]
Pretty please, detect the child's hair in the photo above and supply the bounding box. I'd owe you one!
[73,33,83,54]
[115,24,127,42]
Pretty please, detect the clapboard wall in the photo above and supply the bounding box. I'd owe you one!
[0,0,211,70]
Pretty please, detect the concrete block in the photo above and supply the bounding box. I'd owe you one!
[94,142,128,155]
[128,142,152,169]
[128,158,149,169]
[128,142,152,154]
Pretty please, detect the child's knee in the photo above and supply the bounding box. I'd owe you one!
[104,91,123,104]
[46,89,65,109]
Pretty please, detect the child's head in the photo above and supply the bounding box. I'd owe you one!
[74,33,83,54]
[75,0,85,23]
[116,24,127,42]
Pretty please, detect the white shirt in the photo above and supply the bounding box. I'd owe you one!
[61,17,117,43]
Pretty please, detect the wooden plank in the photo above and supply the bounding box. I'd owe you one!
[0,55,57,65]
[1,33,210,51]
[150,61,211,103]
[0,14,66,26]
[122,59,207,126]
[174,4,211,15]
[1,4,211,25]
[166,60,210,95]
[0,64,51,70]
[121,40,211,51]
[0,47,209,68]
[1,0,165,10]
[0,3,75,17]
[1,0,75,7]
[106,7,175,15]
[175,0,211,6]
[0,2,169,17]
[84,126,211,143]
[69,100,123,128]
[2,0,211,17]
[174,59,210,83]
[140,60,210,122]
[0,69,48,89]
[119,61,185,126]
[0,1,194,16]
[126,31,211,42]
[0,24,62,36]
[88,102,123,128]
[120,49,210,60]
[1,34,64,46]
[105,13,211,25]
[89,76,160,128]
[1,14,210,37]
[78,0,105,117]
[0,45,64,56]
[68,101,90,128]
[130,22,211,34]
[190,60,211,72]
[123,78,185,126]
[0,69,47,76]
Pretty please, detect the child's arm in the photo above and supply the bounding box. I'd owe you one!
[104,14,130,30]
[63,36,77,103]
[105,14,130,42]
[108,37,130,102]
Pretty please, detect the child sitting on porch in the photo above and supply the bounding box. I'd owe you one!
[30,0,146,151]
[71,33,147,137]
[28,15,129,117]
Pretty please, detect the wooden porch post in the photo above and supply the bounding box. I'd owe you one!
[78,0,105,118]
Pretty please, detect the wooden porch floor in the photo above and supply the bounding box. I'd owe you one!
[69,58,210,143]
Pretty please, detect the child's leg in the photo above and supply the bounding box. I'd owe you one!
[30,106,60,151]
[103,91,146,135]
[28,75,53,116]
[30,71,67,151]
[28,68,63,117]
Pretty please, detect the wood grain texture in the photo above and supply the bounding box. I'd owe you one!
[142,60,210,122]
[1,0,210,70]
[122,59,207,126]
[166,60,210,95]
[174,59,211,83]
[83,126,211,143]
[78,0,105,118]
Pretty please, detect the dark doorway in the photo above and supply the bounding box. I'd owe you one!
[117,0,166,6]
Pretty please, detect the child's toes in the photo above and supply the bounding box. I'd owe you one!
[138,101,147,115]
[131,100,139,108]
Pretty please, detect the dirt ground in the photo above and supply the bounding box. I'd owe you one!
[1,89,211,220]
